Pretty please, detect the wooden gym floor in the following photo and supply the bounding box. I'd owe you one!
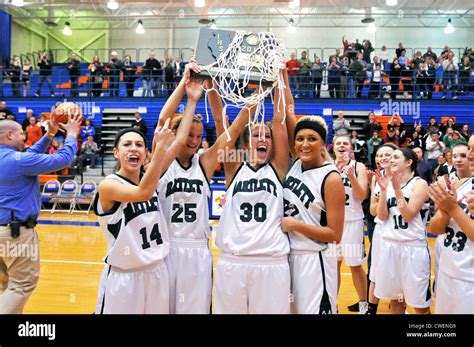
[22,212,437,314]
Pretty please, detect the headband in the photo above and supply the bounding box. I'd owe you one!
[114,128,148,148]
[294,120,327,143]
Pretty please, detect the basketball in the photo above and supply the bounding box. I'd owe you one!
[52,102,82,124]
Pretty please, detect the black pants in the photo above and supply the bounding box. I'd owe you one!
[328,77,340,98]
[70,76,79,97]
[390,78,399,98]
[313,77,322,98]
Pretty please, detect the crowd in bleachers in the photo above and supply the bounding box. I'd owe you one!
[1,40,473,99]
[328,110,471,185]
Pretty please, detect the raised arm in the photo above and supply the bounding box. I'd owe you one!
[375,171,390,221]
[99,120,174,205]
[271,75,290,182]
[204,80,225,138]
[281,68,297,157]
[346,162,369,201]
[201,102,257,183]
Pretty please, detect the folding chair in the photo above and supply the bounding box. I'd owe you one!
[51,180,78,214]
[40,179,61,211]
[73,180,97,214]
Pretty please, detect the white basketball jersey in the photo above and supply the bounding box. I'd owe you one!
[340,159,364,221]
[440,177,474,282]
[157,155,211,240]
[380,176,430,245]
[283,160,340,252]
[94,174,170,270]
[217,162,290,256]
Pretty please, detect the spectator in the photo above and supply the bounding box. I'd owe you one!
[423,47,437,62]
[107,51,123,97]
[311,56,323,99]
[407,129,423,149]
[197,138,209,155]
[378,45,389,68]
[368,56,385,98]
[437,149,456,178]
[131,112,147,136]
[78,135,99,169]
[415,62,430,99]
[350,130,364,162]
[34,52,54,97]
[424,56,437,99]
[460,124,470,142]
[443,129,467,149]
[425,116,439,134]
[142,51,161,97]
[48,140,62,154]
[122,55,137,98]
[459,56,472,95]
[440,117,458,134]
[173,56,186,83]
[66,53,80,97]
[25,116,43,147]
[395,42,405,58]
[21,109,34,131]
[297,51,312,98]
[384,127,399,146]
[342,35,350,56]
[327,56,342,98]
[362,111,382,139]
[21,58,33,97]
[80,118,96,140]
[339,56,350,98]
[412,146,432,184]
[8,57,21,97]
[412,51,424,69]
[333,111,351,136]
[88,55,105,97]
[367,130,383,168]
[433,154,446,181]
[164,55,175,96]
[442,51,458,99]
[286,52,300,97]
[362,40,374,64]
[0,101,13,120]
[440,45,450,59]
[425,131,446,169]
[389,57,402,99]
[349,52,368,98]
[38,114,49,135]
[387,113,405,135]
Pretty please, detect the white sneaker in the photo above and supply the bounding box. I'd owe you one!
[359,301,368,314]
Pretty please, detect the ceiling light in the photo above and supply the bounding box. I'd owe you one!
[288,0,300,9]
[386,0,397,6]
[107,0,119,10]
[194,0,205,8]
[62,22,72,36]
[11,0,24,6]
[135,20,145,34]
[444,18,455,34]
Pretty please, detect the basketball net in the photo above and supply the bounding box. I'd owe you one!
[202,31,287,143]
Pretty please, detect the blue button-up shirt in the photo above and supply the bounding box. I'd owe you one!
[0,135,77,224]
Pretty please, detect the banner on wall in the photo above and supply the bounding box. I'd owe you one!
[0,9,12,66]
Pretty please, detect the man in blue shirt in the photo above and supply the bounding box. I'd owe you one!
[0,113,81,313]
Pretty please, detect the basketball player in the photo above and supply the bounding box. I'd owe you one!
[213,74,292,314]
[431,142,471,297]
[374,148,432,314]
[429,137,474,314]
[155,70,258,314]
[367,144,397,314]
[282,116,345,314]
[93,77,202,314]
[333,134,369,314]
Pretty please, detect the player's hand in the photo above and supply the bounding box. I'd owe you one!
[183,62,201,83]
[464,191,474,215]
[61,110,83,138]
[185,78,203,102]
[154,118,174,152]
[345,165,356,181]
[48,116,60,136]
[367,169,375,184]
[391,171,402,191]
[429,179,458,215]
[281,216,298,233]
[374,169,390,192]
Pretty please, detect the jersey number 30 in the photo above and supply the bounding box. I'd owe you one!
[240,203,267,222]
